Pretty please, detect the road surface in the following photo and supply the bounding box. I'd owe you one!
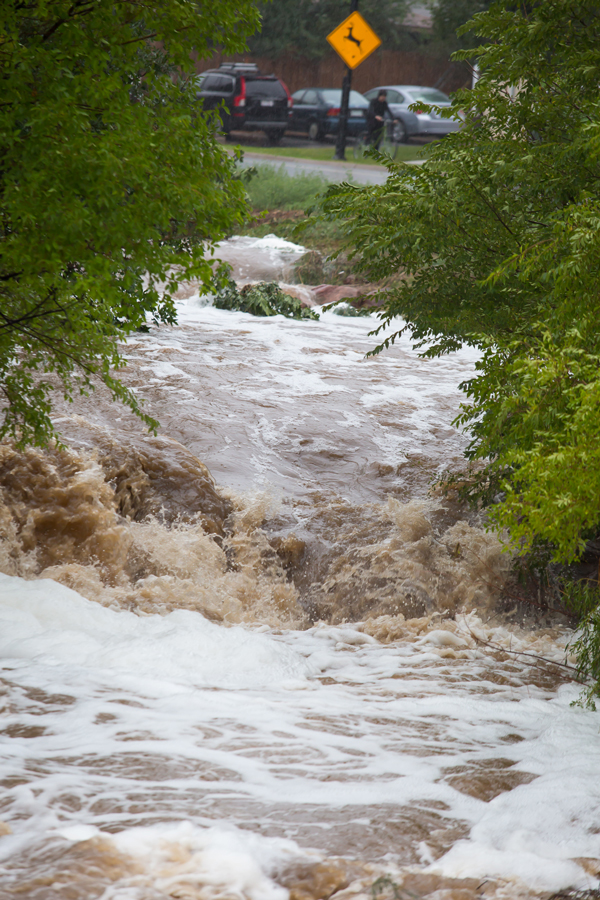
[236,150,391,185]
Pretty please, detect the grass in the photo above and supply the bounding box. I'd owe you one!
[235,165,386,295]
[241,165,346,255]
[244,164,330,212]
[232,142,426,165]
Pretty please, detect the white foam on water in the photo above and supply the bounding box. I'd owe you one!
[123,301,477,500]
[223,234,305,253]
[50,821,299,900]
[108,821,300,900]
[428,690,600,890]
[0,573,309,688]
[212,233,307,284]
[2,236,599,896]
[1,572,599,894]
[137,360,190,380]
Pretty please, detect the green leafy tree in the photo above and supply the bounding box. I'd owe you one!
[249,0,415,60]
[0,0,259,446]
[318,0,600,566]
[320,0,600,705]
[429,0,495,53]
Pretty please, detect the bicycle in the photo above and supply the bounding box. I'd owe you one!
[353,118,407,161]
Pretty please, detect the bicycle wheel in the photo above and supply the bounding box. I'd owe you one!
[392,118,408,144]
[353,131,368,160]
[379,124,398,160]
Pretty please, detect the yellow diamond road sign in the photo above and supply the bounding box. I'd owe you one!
[326,11,382,70]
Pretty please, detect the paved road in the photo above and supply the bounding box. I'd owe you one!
[224,132,427,185]
[237,151,390,185]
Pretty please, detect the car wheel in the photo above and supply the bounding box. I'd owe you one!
[307,120,323,142]
[393,119,408,144]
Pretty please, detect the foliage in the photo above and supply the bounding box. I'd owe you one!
[293,249,326,285]
[316,0,600,703]
[562,578,600,622]
[249,0,415,60]
[0,0,259,446]
[370,875,407,900]
[569,602,600,710]
[214,279,319,319]
[328,302,371,317]
[250,0,495,61]
[245,165,331,212]
[318,0,600,566]
[561,578,600,710]
[429,0,495,53]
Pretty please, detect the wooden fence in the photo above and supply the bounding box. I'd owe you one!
[193,49,472,96]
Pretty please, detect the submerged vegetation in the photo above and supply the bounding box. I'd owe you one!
[317,0,600,704]
[214,279,319,320]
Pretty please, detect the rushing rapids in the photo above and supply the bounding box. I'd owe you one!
[0,235,599,900]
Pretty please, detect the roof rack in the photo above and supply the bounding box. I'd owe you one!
[218,63,260,73]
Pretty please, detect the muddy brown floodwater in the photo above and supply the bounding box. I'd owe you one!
[0,235,599,900]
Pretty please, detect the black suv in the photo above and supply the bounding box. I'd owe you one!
[195,63,292,144]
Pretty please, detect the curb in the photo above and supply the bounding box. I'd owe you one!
[226,149,425,170]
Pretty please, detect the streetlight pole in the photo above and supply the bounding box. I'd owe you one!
[333,0,359,161]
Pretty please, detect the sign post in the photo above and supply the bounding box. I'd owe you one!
[327,5,382,160]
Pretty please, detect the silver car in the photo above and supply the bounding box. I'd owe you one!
[363,85,462,137]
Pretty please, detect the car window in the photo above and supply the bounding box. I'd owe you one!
[245,79,287,99]
[216,76,234,92]
[319,89,368,108]
[200,75,222,91]
[292,90,305,103]
[303,90,319,105]
[364,90,377,101]
[407,88,450,104]
[385,90,401,103]
[348,91,368,107]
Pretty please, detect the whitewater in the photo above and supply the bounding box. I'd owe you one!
[0,235,599,900]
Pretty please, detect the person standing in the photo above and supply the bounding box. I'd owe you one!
[366,89,393,149]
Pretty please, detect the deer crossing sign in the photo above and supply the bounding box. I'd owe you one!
[326,11,381,70]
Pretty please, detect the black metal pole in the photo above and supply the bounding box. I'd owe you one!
[333,0,359,161]
[333,67,352,160]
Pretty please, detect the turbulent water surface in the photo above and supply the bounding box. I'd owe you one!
[0,235,599,900]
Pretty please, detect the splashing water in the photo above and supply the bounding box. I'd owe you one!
[0,236,599,900]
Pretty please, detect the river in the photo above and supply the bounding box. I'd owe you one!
[0,235,598,900]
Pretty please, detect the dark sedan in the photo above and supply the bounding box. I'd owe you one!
[289,87,419,143]
[288,88,368,141]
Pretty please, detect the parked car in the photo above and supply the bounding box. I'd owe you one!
[287,89,365,142]
[289,88,419,143]
[194,63,292,144]
[363,85,462,137]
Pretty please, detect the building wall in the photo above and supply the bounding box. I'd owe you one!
[193,49,471,96]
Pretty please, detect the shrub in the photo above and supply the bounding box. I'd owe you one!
[213,280,319,320]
